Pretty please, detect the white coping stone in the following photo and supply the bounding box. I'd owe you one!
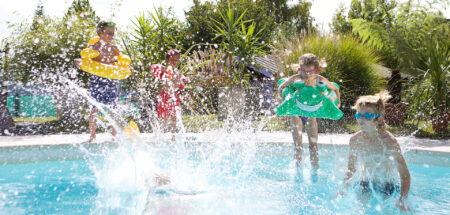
[0,132,449,153]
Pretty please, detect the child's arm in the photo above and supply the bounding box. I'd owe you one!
[391,137,411,209]
[277,74,299,100]
[335,134,358,198]
[319,76,341,108]
[88,42,101,51]
[345,135,358,183]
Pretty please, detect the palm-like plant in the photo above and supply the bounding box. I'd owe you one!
[406,40,449,132]
[350,0,449,132]
[211,3,266,87]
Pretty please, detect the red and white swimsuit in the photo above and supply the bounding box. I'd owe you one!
[150,64,187,118]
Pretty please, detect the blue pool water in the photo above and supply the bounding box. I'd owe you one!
[0,142,449,215]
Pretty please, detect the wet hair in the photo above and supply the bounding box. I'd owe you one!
[298,53,326,72]
[96,20,116,31]
[165,49,181,60]
[353,91,392,129]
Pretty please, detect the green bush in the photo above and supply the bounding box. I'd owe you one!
[272,33,384,109]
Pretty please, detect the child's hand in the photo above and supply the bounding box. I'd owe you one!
[396,198,412,213]
[74,58,81,68]
[276,89,284,102]
[329,186,347,200]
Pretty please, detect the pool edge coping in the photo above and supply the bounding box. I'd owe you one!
[1,132,449,154]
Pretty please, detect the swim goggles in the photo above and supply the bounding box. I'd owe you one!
[299,68,317,73]
[355,112,381,120]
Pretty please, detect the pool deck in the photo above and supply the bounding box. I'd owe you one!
[0,132,449,153]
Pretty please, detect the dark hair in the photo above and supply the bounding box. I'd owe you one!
[97,20,116,31]
[299,53,325,70]
[165,49,181,59]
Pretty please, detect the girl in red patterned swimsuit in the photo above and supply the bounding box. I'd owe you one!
[150,49,187,133]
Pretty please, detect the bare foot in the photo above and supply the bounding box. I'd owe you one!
[87,136,96,143]
[154,173,170,186]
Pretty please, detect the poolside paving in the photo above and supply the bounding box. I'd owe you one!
[0,132,449,153]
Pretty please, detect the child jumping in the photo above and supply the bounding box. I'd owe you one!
[277,53,341,169]
[86,21,122,142]
[343,91,411,212]
[150,49,187,134]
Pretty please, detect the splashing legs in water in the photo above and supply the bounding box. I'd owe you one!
[110,125,117,142]
[305,118,319,170]
[88,107,99,143]
[88,107,117,142]
[290,116,303,166]
[291,116,319,182]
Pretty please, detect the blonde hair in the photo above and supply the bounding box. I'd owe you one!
[353,90,392,129]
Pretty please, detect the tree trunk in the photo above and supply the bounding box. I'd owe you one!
[387,70,403,104]
[0,44,16,135]
[0,83,15,135]
[431,105,449,134]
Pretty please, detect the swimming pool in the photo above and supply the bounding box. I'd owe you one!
[0,142,449,215]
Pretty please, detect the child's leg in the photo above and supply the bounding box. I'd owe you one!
[170,116,177,133]
[305,118,319,169]
[290,116,303,165]
[110,125,116,137]
[88,107,99,142]
[160,117,169,133]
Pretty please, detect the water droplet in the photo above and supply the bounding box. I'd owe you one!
[375,205,381,211]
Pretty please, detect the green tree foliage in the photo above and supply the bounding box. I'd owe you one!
[330,4,352,34]
[184,0,314,51]
[279,0,314,37]
[63,0,99,22]
[8,0,98,86]
[330,0,397,35]
[125,7,183,89]
[6,0,99,130]
[331,0,400,71]
[211,3,267,87]
[184,0,220,47]
[350,0,449,125]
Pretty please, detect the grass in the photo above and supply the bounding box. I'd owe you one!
[12,115,448,139]
[182,115,223,132]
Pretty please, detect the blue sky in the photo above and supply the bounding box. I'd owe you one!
[1,0,448,40]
